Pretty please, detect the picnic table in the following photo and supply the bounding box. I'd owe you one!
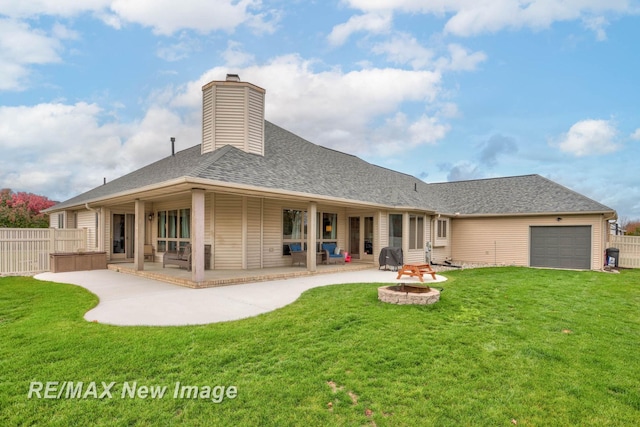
[396,263,437,282]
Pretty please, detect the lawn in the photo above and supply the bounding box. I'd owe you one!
[1,267,639,426]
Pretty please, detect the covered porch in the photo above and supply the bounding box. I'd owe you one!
[108,259,375,289]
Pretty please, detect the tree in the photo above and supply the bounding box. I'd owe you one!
[618,216,640,236]
[0,189,56,228]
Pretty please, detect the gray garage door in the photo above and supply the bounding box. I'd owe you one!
[530,226,591,269]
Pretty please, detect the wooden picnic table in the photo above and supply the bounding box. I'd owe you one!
[396,263,437,282]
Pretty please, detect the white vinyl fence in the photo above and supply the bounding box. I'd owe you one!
[609,235,640,269]
[0,228,88,276]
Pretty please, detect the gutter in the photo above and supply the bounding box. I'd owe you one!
[47,176,438,213]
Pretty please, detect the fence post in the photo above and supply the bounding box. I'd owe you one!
[49,228,56,255]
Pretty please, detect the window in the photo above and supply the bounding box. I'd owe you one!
[409,215,424,250]
[157,208,190,252]
[389,214,403,248]
[317,212,338,248]
[57,213,65,229]
[283,209,306,255]
[437,219,448,239]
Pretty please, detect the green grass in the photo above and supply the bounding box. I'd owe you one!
[1,267,639,426]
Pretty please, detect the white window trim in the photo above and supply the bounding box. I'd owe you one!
[435,218,449,247]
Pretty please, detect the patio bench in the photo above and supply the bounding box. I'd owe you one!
[163,244,192,271]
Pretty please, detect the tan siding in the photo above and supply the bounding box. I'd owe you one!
[214,194,243,269]
[154,197,192,212]
[246,197,262,269]
[202,86,214,154]
[77,210,96,249]
[201,81,265,156]
[379,212,389,249]
[248,89,264,156]
[262,199,285,267]
[451,215,605,270]
[214,86,246,150]
[103,208,111,260]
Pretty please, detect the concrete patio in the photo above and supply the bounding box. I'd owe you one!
[34,267,447,327]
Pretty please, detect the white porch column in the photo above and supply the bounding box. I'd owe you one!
[191,189,205,283]
[307,202,317,272]
[134,199,145,271]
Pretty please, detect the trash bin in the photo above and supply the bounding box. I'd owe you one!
[606,248,619,268]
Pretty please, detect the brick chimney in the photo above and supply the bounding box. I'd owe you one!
[201,74,265,156]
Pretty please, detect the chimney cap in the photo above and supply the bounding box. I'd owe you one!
[226,74,241,82]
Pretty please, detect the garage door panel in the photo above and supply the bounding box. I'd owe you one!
[530,226,591,269]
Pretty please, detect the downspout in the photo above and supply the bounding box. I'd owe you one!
[602,212,617,270]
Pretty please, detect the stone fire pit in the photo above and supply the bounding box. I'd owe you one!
[378,283,441,305]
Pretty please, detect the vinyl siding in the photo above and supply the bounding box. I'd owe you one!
[214,194,243,269]
[247,88,264,156]
[202,86,214,154]
[450,215,606,270]
[246,197,262,269]
[77,210,97,249]
[262,199,285,267]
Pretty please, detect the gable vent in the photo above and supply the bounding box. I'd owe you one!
[201,75,265,156]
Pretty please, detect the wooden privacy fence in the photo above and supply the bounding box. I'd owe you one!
[609,235,640,268]
[0,228,87,276]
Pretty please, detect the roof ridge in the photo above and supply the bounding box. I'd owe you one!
[427,174,538,186]
[187,145,237,178]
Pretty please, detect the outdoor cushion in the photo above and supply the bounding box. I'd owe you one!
[322,243,342,258]
[289,243,303,252]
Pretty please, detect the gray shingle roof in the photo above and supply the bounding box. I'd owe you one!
[425,174,614,215]
[49,121,615,216]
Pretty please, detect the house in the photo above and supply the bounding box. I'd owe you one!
[45,74,617,285]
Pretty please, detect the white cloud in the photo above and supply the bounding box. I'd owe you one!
[156,33,202,62]
[221,41,256,68]
[0,0,111,18]
[583,16,609,41]
[0,102,196,200]
[371,32,435,69]
[110,0,264,35]
[341,0,632,37]
[555,119,620,157]
[327,12,392,46]
[631,128,640,140]
[436,44,487,71]
[0,18,63,90]
[171,55,446,154]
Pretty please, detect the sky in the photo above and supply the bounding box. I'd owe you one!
[1,0,639,221]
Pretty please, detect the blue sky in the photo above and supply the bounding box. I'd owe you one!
[1,0,639,221]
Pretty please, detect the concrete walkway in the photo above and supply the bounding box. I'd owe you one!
[34,268,447,326]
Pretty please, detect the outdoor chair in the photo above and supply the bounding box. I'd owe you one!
[143,244,155,261]
[163,244,192,270]
[289,243,306,266]
[321,243,345,265]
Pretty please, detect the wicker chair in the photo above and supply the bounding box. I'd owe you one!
[289,243,306,266]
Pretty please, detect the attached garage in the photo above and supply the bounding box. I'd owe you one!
[530,226,591,269]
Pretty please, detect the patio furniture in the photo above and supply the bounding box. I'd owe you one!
[321,243,345,264]
[396,263,437,282]
[378,247,403,271]
[289,243,306,266]
[144,244,155,261]
[163,244,191,270]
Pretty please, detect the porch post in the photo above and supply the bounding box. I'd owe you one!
[308,201,317,272]
[134,199,145,271]
[191,189,205,283]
